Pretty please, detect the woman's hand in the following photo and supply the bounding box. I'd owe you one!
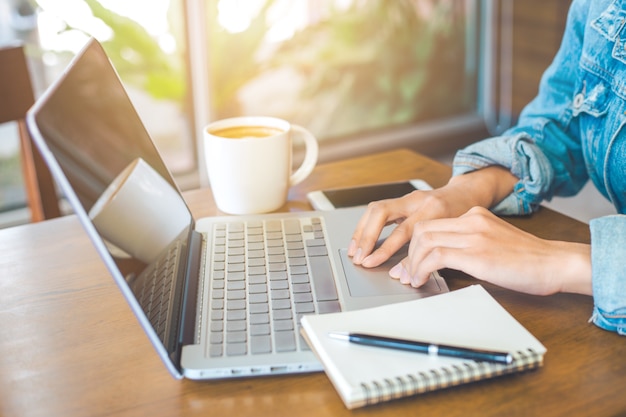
[390,206,592,296]
[349,166,519,268]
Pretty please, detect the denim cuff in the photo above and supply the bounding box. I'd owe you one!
[589,215,626,335]
[452,133,554,215]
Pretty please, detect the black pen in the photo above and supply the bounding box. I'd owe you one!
[328,332,514,365]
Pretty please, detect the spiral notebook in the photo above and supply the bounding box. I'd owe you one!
[300,285,546,409]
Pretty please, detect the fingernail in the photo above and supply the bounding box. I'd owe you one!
[389,263,403,278]
[353,247,363,264]
[400,269,411,285]
[348,239,356,256]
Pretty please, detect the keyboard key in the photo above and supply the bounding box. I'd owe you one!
[294,293,313,303]
[266,231,282,240]
[226,343,247,356]
[269,280,288,290]
[271,289,290,300]
[295,302,315,314]
[288,257,306,266]
[227,321,246,332]
[248,266,266,275]
[265,221,281,232]
[318,300,341,314]
[250,313,269,324]
[247,249,265,258]
[227,300,246,310]
[273,309,292,320]
[290,266,308,275]
[275,330,296,352]
[268,254,286,263]
[228,255,244,264]
[227,264,245,273]
[287,249,305,258]
[227,271,245,281]
[248,283,267,294]
[248,242,264,251]
[249,293,268,304]
[291,274,309,284]
[307,245,328,257]
[209,344,223,357]
[249,303,269,314]
[227,290,246,300]
[292,283,311,293]
[267,246,284,255]
[228,239,244,248]
[251,335,272,354]
[250,324,270,336]
[283,219,301,234]
[248,258,265,267]
[226,310,246,321]
[227,281,245,291]
[210,332,223,344]
[248,275,267,285]
[269,271,287,281]
[308,256,338,301]
[272,299,291,310]
[226,331,247,343]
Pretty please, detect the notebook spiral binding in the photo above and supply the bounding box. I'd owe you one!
[359,348,543,406]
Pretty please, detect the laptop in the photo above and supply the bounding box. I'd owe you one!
[26,38,448,380]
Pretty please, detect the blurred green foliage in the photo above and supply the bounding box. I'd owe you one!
[74,0,185,102]
[267,0,474,132]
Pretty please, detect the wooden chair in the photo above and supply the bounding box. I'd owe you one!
[0,44,61,222]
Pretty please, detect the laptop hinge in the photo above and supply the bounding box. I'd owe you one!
[179,230,203,346]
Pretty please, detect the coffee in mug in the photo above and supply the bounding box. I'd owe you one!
[204,116,318,214]
[209,125,284,139]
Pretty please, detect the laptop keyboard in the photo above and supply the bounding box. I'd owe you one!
[207,217,342,357]
[134,240,181,343]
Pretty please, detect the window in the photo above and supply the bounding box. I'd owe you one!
[1,0,501,223]
[1,0,196,224]
[187,0,490,179]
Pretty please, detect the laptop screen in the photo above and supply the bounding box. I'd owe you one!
[27,38,195,376]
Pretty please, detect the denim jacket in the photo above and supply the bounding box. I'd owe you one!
[452,0,626,334]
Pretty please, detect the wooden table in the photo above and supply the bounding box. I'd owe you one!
[1,149,625,417]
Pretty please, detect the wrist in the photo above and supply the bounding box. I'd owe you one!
[553,241,592,295]
[447,166,518,210]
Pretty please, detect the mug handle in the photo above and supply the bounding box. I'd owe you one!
[289,124,319,186]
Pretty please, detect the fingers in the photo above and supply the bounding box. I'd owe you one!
[387,207,535,290]
[389,227,471,288]
[360,223,413,267]
[387,208,496,287]
[349,199,412,266]
[348,190,476,269]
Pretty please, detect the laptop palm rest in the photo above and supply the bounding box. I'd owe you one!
[338,248,444,297]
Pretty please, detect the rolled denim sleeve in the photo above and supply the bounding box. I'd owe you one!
[589,215,626,335]
[452,133,555,215]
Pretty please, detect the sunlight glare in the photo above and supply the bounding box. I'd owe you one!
[217,0,265,33]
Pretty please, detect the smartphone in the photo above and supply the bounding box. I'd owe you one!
[307,179,432,210]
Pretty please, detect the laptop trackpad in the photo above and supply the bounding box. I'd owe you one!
[338,248,444,297]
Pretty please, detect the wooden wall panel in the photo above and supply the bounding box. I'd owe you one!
[509,0,570,116]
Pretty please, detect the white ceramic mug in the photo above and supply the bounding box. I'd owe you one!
[204,116,318,214]
[88,158,191,264]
